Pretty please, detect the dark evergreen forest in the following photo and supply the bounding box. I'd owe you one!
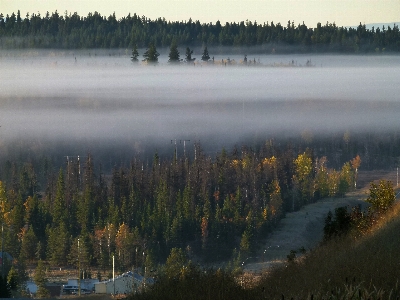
[0,10,400,52]
[0,129,399,276]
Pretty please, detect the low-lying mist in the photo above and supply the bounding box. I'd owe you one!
[1,51,400,163]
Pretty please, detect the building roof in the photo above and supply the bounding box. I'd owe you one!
[0,251,13,261]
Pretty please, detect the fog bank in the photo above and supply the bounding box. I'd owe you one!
[1,52,400,159]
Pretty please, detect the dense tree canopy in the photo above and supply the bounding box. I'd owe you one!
[0,138,364,276]
[0,11,399,52]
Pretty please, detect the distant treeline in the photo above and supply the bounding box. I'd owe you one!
[0,10,400,52]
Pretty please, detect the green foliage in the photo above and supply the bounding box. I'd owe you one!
[1,11,400,53]
[53,168,66,226]
[323,206,352,240]
[268,180,283,221]
[201,46,210,61]
[24,195,49,250]
[226,248,242,275]
[7,265,18,291]
[185,47,195,63]
[15,254,29,296]
[294,151,313,206]
[239,229,251,255]
[168,40,180,63]
[131,43,139,62]
[0,136,374,269]
[314,157,329,198]
[34,260,49,298]
[164,248,188,279]
[47,222,70,266]
[143,43,159,63]
[338,162,354,196]
[366,180,395,213]
[130,267,249,300]
[20,226,38,262]
[68,234,91,271]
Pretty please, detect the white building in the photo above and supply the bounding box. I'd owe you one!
[94,271,151,295]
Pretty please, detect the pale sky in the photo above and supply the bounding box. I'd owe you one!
[1,0,399,27]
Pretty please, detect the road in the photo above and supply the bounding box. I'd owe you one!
[243,170,398,274]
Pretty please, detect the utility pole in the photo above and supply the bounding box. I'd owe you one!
[142,251,146,291]
[1,223,4,279]
[113,255,115,295]
[78,238,81,296]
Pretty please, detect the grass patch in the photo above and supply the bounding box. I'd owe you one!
[254,200,400,299]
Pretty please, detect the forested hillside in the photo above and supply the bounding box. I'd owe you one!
[0,10,399,52]
[0,140,362,276]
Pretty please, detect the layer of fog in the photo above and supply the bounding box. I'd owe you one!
[1,51,400,160]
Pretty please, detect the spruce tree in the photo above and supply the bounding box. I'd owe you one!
[34,260,49,298]
[168,40,180,63]
[185,47,195,63]
[20,226,38,262]
[201,46,210,61]
[7,265,18,293]
[53,169,66,227]
[131,44,139,62]
[164,248,187,279]
[142,43,159,64]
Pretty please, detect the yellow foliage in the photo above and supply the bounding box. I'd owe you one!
[242,158,248,169]
[351,155,361,170]
[231,159,240,168]
[18,226,27,243]
[263,156,276,166]
[231,158,250,169]
[294,153,313,181]
[0,181,11,225]
[116,223,129,239]
[262,208,268,220]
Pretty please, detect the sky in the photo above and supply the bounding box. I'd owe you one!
[1,0,399,28]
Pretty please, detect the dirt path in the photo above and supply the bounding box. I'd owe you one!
[243,170,398,274]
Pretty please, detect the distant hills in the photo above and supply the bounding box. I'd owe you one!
[347,21,400,30]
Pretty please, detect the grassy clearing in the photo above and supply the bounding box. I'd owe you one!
[254,200,400,299]
[244,195,368,274]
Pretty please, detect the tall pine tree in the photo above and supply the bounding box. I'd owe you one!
[142,42,159,63]
[131,43,139,62]
[168,40,180,63]
[201,46,210,61]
